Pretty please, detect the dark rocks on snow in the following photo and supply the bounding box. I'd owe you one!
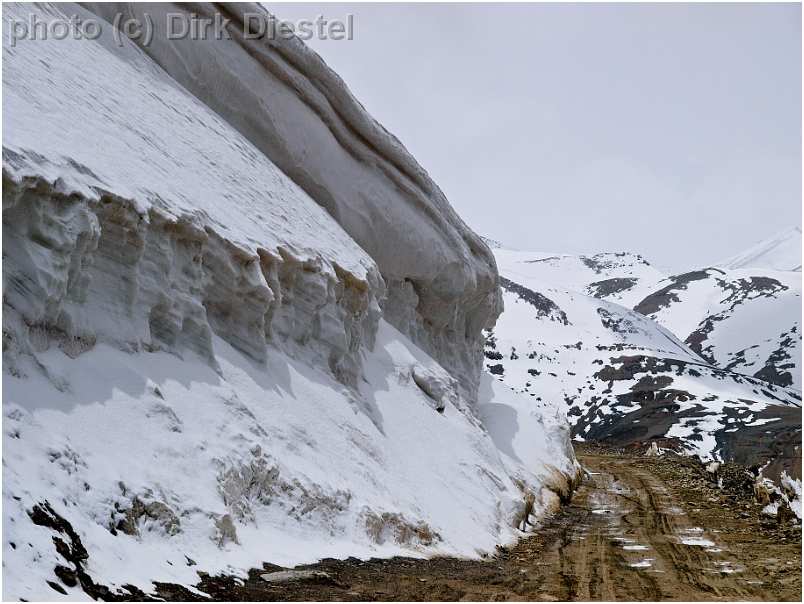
[633,269,717,316]
[586,277,638,299]
[28,501,150,601]
[499,277,569,325]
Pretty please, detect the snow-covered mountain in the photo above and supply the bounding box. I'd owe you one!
[488,247,801,481]
[495,248,663,308]
[2,3,578,600]
[717,226,802,272]
[634,267,802,389]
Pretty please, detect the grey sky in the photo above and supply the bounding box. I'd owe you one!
[271,2,801,271]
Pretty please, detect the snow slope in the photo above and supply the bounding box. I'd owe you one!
[489,247,801,475]
[494,248,664,308]
[2,3,577,600]
[4,322,575,601]
[493,247,801,392]
[717,227,802,272]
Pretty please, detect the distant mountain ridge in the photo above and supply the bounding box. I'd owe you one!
[717,226,801,272]
[486,242,801,485]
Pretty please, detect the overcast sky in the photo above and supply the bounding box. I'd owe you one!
[272,2,801,271]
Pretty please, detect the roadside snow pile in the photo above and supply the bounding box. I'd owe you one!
[780,472,802,520]
[756,470,801,521]
[4,322,577,600]
[2,3,577,600]
[82,2,502,400]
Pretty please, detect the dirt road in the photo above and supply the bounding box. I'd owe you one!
[157,449,801,601]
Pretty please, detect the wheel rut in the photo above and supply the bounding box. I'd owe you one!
[154,448,802,601]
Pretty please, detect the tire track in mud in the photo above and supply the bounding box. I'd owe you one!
[156,450,801,601]
[567,456,753,601]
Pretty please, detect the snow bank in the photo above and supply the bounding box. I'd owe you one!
[3,321,577,600]
[2,3,577,599]
[780,471,802,520]
[79,1,502,398]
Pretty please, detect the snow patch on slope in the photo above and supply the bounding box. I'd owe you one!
[494,248,664,308]
[634,268,802,389]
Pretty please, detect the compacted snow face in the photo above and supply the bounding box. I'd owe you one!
[80,1,503,401]
[2,4,577,599]
[3,6,372,278]
[488,246,800,471]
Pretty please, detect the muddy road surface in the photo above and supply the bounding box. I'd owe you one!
[157,449,801,601]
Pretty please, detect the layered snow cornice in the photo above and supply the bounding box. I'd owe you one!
[79,1,503,396]
[3,2,385,389]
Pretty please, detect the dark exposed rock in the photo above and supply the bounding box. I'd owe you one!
[716,405,802,483]
[593,355,796,405]
[28,501,151,601]
[586,277,638,299]
[524,256,561,264]
[596,307,641,335]
[499,277,569,325]
[634,269,716,316]
[749,326,799,388]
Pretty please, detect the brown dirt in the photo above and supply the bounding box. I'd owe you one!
[155,447,801,601]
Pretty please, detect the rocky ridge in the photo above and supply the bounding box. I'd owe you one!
[487,244,801,488]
